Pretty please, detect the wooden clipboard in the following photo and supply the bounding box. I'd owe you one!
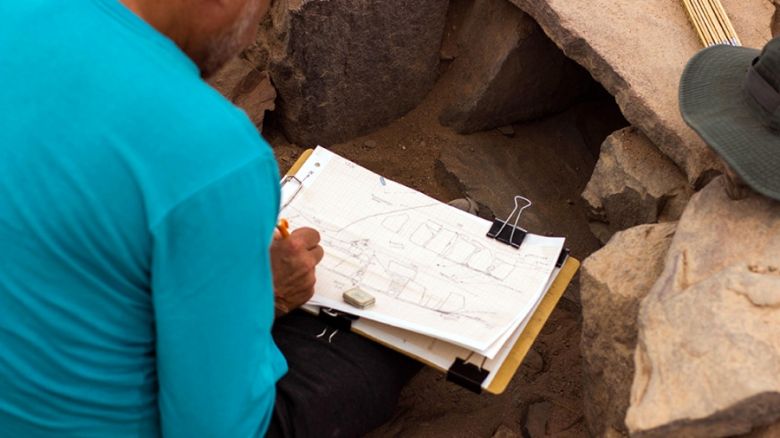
[283,148,579,394]
[485,256,578,393]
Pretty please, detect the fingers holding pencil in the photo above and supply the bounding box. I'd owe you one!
[270,221,324,314]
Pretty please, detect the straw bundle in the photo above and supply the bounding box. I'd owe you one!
[681,0,741,47]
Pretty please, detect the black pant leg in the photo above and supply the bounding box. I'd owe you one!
[266,311,421,438]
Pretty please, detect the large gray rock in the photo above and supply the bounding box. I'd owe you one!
[626,177,780,437]
[439,0,589,134]
[580,222,677,437]
[582,127,691,243]
[208,57,276,131]
[507,0,772,185]
[257,0,448,146]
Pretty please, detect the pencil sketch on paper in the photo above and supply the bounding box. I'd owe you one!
[284,208,470,317]
[281,147,564,350]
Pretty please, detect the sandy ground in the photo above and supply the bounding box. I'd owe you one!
[265,65,626,437]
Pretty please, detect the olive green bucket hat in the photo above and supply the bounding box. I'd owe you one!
[680,37,780,200]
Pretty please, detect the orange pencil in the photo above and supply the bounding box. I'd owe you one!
[276,218,290,239]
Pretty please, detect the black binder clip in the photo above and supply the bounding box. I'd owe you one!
[318,308,359,331]
[487,195,532,249]
[556,247,570,268]
[446,352,489,394]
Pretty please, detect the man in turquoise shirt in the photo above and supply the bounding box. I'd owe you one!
[1,0,422,435]
[0,0,365,436]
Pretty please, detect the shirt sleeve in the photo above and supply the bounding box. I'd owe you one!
[150,154,285,437]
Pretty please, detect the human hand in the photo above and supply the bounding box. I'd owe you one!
[270,227,324,315]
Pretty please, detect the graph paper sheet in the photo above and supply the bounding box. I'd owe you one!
[281,147,564,353]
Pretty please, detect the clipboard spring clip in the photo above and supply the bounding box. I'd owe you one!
[486,195,532,249]
[280,171,314,210]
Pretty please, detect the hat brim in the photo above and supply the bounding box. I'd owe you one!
[680,44,780,201]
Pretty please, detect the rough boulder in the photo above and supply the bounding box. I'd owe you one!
[256,0,448,146]
[580,222,676,437]
[582,127,691,243]
[507,0,772,185]
[626,177,780,437]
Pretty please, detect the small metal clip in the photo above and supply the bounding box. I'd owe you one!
[280,175,303,210]
[280,170,316,211]
[487,195,532,248]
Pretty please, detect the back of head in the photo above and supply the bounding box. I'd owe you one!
[121,0,271,77]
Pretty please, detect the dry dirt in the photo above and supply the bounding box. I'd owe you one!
[265,63,626,437]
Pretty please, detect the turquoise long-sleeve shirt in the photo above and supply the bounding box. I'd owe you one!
[0,1,287,436]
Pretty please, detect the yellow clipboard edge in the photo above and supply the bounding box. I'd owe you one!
[486,256,580,394]
[284,148,314,177]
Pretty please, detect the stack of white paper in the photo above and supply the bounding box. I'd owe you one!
[282,147,565,358]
